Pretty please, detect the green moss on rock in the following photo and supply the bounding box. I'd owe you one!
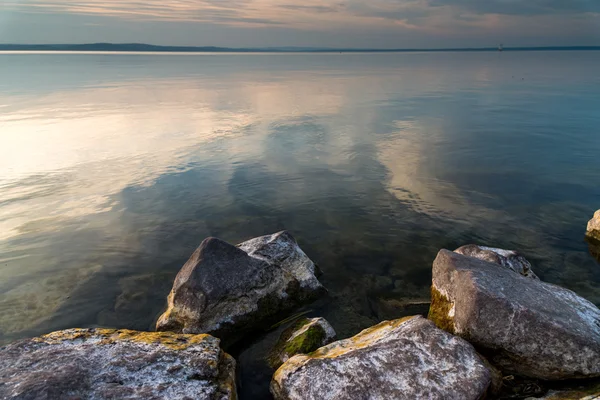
[427,285,455,334]
[267,317,335,369]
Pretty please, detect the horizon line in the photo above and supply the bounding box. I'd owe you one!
[1,43,600,53]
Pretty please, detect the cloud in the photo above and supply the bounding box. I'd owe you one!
[1,0,598,45]
[428,0,600,16]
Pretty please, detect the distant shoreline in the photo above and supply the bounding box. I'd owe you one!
[1,43,600,53]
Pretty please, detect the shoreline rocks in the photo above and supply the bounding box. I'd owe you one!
[271,315,495,400]
[429,249,600,380]
[0,328,236,400]
[267,317,336,369]
[156,231,325,345]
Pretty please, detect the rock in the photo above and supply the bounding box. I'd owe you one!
[0,328,236,400]
[156,231,325,344]
[267,317,336,369]
[526,378,600,400]
[429,249,600,380]
[454,244,539,279]
[587,210,600,242]
[271,315,494,400]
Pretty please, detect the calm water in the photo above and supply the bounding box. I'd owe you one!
[1,51,600,396]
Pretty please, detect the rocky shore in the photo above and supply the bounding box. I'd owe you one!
[2,223,600,399]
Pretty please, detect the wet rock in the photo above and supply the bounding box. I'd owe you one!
[271,315,494,400]
[528,379,600,399]
[587,210,600,242]
[429,249,600,380]
[156,231,325,344]
[0,328,236,400]
[455,244,538,279]
[267,317,336,369]
[586,236,600,264]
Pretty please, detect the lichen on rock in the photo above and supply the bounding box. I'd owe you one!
[267,317,336,369]
[428,285,456,334]
[271,315,494,400]
[0,328,237,400]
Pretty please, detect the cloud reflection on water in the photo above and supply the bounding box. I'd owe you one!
[1,53,599,346]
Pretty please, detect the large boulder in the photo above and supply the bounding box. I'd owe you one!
[454,244,538,279]
[267,317,336,369]
[0,328,236,400]
[429,249,600,380]
[587,210,600,242]
[271,315,495,400]
[156,231,325,344]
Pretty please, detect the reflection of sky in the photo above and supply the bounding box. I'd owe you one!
[1,52,600,345]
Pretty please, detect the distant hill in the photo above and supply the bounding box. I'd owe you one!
[1,43,599,53]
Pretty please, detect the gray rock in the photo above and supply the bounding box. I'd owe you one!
[267,317,336,369]
[430,249,600,380]
[0,328,236,400]
[587,210,600,242]
[271,315,494,400]
[156,231,325,344]
[455,244,538,279]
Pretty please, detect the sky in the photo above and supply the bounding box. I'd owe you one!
[1,0,599,48]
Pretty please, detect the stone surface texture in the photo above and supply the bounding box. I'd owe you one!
[587,210,600,242]
[0,328,236,400]
[454,244,539,279]
[156,231,325,343]
[268,317,336,369]
[430,249,600,380]
[271,315,493,400]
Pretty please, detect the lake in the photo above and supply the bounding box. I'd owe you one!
[1,51,600,397]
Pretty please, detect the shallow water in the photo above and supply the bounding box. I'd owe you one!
[1,51,600,397]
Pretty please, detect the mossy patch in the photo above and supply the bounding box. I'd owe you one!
[427,285,455,334]
[37,328,213,351]
[267,318,329,369]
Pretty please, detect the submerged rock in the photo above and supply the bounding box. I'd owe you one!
[267,317,336,369]
[587,210,600,242]
[156,231,325,344]
[271,315,494,400]
[429,249,600,380]
[0,328,236,400]
[455,244,538,279]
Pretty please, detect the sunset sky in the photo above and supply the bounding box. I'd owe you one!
[1,0,599,48]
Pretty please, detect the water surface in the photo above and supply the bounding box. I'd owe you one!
[1,51,600,396]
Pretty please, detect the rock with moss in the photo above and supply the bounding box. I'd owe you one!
[267,317,336,369]
[429,249,600,380]
[271,315,494,400]
[587,210,600,242]
[0,328,236,400]
[156,231,326,345]
[454,244,538,279]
